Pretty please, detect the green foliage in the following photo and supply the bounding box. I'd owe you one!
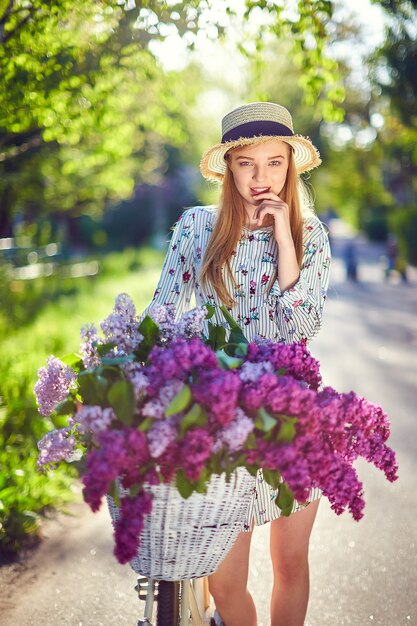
[0,246,163,557]
[388,203,417,264]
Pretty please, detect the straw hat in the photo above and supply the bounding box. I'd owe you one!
[200,102,321,181]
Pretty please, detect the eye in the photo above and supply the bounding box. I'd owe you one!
[239,161,253,167]
[269,160,282,166]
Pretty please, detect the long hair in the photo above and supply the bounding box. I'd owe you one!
[200,146,310,308]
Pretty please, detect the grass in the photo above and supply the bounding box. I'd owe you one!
[0,246,164,558]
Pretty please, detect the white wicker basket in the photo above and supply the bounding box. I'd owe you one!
[107,467,254,580]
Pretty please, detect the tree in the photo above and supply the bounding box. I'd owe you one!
[0,0,348,236]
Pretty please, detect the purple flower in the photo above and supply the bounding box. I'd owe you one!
[34,356,77,416]
[247,340,322,390]
[37,427,77,468]
[192,369,241,426]
[178,307,207,337]
[239,360,274,383]
[123,362,149,401]
[142,379,184,419]
[181,428,213,481]
[72,405,115,442]
[114,491,153,564]
[147,337,218,387]
[147,420,177,458]
[79,323,102,368]
[220,408,254,452]
[101,293,143,355]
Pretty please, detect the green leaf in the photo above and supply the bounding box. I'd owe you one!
[165,384,192,417]
[219,305,248,344]
[60,353,83,370]
[96,342,116,356]
[277,421,296,443]
[175,470,194,499]
[77,371,108,405]
[136,315,161,361]
[101,355,135,366]
[204,302,215,319]
[255,408,277,432]
[180,403,207,436]
[275,367,287,376]
[53,398,76,416]
[108,480,120,507]
[216,350,243,370]
[205,321,226,351]
[129,483,142,498]
[235,342,249,357]
[275,482,295,516]
[108,379,135,425]
[262,469,282,490]
[138,417,154,432]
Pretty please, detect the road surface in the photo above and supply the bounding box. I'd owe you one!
[1,224,416,625]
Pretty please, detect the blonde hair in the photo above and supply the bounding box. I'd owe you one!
[200,145,313,308]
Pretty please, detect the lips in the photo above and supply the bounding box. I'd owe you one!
[250,186,271,196]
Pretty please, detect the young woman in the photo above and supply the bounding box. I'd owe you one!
[144,102,331,626]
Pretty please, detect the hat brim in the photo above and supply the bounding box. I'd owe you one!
[200,134,321,181]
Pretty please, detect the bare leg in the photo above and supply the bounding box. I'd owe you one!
[270,499,320,626]
[208,530,257,626]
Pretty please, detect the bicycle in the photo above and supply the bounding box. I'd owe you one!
[107,468,253,626]
[136,575,217,625]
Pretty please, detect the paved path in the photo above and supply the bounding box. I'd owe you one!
[1,224,416,626]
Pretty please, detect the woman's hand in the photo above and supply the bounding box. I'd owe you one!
[252,190,300,291]
[251,190,293,247]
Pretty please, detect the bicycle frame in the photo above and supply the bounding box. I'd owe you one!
[137,576,213,626]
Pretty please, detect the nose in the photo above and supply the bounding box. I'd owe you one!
[252,164,267,182]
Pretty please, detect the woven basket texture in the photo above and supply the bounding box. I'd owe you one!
[107,468,254,580]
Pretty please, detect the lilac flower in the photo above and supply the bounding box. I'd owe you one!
[123,362,149,401]
[181,428,213,481]
[114,491,153,564]
[72,405,115,441]
[101,293,143,354]
[34,356,77,416]
[37,427,77,468]
[221,408,254,452]
[79,323,102,368]
[149,304,206,341]
[239,360,274,383]
[247,340,322,390]
[178,307,207,337]
[142,379,184,419]
[192,369,241,426]
[83,428,150,512]
[147,420,177,458]
[149,304,177,340]
[147,337,218,387]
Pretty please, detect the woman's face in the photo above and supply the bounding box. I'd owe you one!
[227,139,290,212]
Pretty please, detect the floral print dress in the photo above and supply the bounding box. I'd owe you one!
[142,205,331,527]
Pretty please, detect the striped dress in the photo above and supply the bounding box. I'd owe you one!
[142,205,331,527]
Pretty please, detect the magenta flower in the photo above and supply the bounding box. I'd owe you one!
[114,491,153,564]
[181,428,214,481]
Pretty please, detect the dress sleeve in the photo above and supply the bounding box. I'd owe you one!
[268,217,331,343]
[141,209,196,319]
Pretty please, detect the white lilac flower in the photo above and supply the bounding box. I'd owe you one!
[149,304,177,340]
[147,420,177,458]
[178,307,207,337]
[239,360,274,383]
[123,362,149,401]
[34,356,77,416]
[37,427,77,467]
[80,323,102,368]
[221,408,254,452]
[101,293,143,355]
[72,405,115,440]
[142,380,184,419]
